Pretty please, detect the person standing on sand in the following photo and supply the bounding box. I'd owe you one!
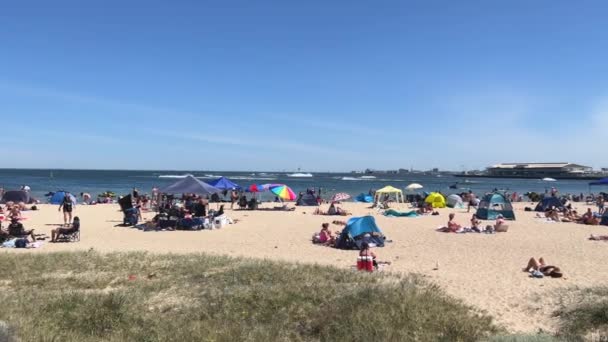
[230,189,238,209]
[58,192,75,226]
[467,191,476,213]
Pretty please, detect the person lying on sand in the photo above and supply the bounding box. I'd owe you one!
[589,234,608,241]
[523,257,563,278]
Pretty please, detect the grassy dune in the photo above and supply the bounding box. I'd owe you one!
[0,251,499,342]
[1,251,605,341]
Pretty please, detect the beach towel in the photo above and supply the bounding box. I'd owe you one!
[383,209,418,217]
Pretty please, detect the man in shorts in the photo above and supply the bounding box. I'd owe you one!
[58,192,75,226]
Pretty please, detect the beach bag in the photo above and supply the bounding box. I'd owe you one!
[15,239,27,248]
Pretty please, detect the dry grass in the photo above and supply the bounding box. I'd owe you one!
[0,251,500,341]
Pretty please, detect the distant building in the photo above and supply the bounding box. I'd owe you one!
[487,162,592,178]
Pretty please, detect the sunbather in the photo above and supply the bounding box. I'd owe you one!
[51,217,80,242]
[581,208,600,225]
[470,214,482,232]
[447,213,462,232]
[589,234,608,241]
[317,223,336,246]
[7,217,35,242]
[494,214,507,231]
[523,257,563,278]
[359,242,391,269]
[7,205,21,220]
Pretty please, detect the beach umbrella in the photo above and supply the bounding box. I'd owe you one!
[331,192,351,202]
[246,184,267,193]
[542,178,557,182]
[269,185,296,201]
[405,183,423,191]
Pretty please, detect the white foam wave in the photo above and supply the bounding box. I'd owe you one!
[341,177,361,181]
[158,174,189,179]
[230,176,277,181]
[287,173,313,177]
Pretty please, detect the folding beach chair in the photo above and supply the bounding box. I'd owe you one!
[56,225,80,242]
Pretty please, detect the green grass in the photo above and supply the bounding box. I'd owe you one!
[0,251,501,342]
[554,286,608,341]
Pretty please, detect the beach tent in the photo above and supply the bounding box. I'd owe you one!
[425,192,446,208]
[160,175,221,196]
[208,176,241,190]
[476,192,515,220]
[49,191,77,205]
[335,216,385,250]
[355,193,374,203]
[534,197,565,212]
[296,193,318,206]
[446,194,464,208]
[589,178,608,186]
[374,185,404,203]
[1,190,30,204]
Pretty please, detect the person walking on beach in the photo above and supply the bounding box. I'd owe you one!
[230,189,239,209]
[58,192,75,226]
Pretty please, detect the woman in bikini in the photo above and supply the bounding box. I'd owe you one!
[523,257,563,278]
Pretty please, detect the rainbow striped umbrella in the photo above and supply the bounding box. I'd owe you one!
[269,184,296,201]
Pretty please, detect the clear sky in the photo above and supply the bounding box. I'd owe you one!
[1,1,607,171]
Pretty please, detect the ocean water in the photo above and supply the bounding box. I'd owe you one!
[0,169,597,202]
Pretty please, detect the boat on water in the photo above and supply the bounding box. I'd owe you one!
[287,173,313,178]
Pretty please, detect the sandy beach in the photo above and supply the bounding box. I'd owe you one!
[3,201,608,333]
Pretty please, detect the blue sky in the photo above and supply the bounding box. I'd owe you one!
[1,1,607,171]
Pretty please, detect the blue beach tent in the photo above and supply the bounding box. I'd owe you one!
[534,197,565,212]
[476,192,515,220]
[208,176,241,190]
[354,193,374,203]
[335,216,385,249]
[49,191,77,205]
